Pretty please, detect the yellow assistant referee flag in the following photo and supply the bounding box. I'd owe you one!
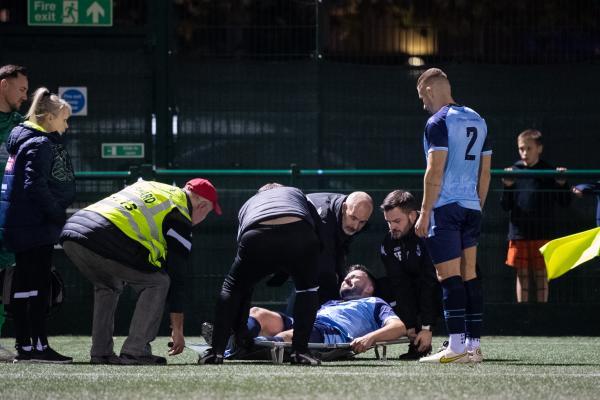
[539,227,600,280]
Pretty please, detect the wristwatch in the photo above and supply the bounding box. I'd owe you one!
[421,325,431,331]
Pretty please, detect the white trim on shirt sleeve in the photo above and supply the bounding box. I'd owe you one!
[428,147,448,153]
[383,316,401,325]
[166,228,192,251]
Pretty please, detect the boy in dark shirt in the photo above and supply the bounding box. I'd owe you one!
[501,129,570,303]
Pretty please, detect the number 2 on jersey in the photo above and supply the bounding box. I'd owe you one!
[464,127,478,160]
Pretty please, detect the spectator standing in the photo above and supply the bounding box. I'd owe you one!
[501,129,570,303]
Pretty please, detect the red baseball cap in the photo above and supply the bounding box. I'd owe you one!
[185,178,222,215]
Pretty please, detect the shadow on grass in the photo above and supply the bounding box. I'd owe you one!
[176,360,398,367]
[499,361,600,366]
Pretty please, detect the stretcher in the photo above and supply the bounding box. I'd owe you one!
[184,337,409,364]
[253,338,410,364]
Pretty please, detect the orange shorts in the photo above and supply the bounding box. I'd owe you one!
[505,240,548,270]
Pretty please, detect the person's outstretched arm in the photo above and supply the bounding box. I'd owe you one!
[350,318,406,353]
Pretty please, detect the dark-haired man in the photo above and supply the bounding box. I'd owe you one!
[0,65,28,137]
[380,189,441,360]
[0,64,28,362]
[211,265,405,357]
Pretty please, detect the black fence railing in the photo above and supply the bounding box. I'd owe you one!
[42,169,600,337]
[2,1,599,62]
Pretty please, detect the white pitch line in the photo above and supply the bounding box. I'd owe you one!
[2,371,600,379]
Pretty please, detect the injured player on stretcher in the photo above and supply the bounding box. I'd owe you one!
[201,265,407,363]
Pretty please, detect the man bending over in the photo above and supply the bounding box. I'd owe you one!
[204,265,406,357]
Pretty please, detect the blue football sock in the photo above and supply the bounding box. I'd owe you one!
[464,278,483,344]
[441,276,466,353]
[247,316,262,338]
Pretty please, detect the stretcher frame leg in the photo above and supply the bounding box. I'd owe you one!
[255,338,409,364]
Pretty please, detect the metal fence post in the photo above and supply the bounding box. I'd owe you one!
[149,0,174,168]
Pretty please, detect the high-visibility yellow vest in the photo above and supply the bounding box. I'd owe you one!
[87,180,191,269]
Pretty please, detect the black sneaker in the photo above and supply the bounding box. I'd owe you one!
[90,353,122,365]
[201,322,213,346]
[198,348,223,365]
[119,353,166,365]
[399,343,432,360]
[13,348,32,363]
[30,347,73,364]
[224,335,254,360]
[289,352,321,366]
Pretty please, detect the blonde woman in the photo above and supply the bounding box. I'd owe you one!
[0,87,75,363]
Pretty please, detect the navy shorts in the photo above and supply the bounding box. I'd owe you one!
[425,202,482,264]
[277,312,295,331]
[278,313,346,344]
[310,322,346,344]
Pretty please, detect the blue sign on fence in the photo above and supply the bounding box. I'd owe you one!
[59,86,87,116]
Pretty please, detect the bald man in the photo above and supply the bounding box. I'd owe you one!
[306,191,373,304]
[272,191,373,307]
[414,68,491,364]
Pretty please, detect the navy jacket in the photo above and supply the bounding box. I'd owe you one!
[500,159,571,240]
[0,123,75,251]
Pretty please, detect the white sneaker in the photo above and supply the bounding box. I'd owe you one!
[419,348,470,364]
[468,347,483,363]
[0,344,15,362]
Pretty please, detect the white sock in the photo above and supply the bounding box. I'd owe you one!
[448,333,466,353]
[35,339,47,351]
[466,337,480,351]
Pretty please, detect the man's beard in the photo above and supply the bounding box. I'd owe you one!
[340,287,363,301]
[390,230,403,239]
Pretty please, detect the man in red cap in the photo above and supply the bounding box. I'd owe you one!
[60,178,221,365]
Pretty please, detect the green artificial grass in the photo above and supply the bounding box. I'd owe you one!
[1,336,600,400]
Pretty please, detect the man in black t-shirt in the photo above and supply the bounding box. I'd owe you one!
[202,184,322,366]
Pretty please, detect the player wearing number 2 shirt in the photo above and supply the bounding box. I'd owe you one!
[422,106,491,211]
[413,68,492,364]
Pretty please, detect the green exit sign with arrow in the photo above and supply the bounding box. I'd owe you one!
[101,143,145,159]
[28,0,112,27]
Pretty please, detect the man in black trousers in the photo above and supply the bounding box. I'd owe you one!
[202,183,322,366]
[379,189,441,360]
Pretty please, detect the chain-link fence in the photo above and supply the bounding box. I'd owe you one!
[1,1,599,335]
